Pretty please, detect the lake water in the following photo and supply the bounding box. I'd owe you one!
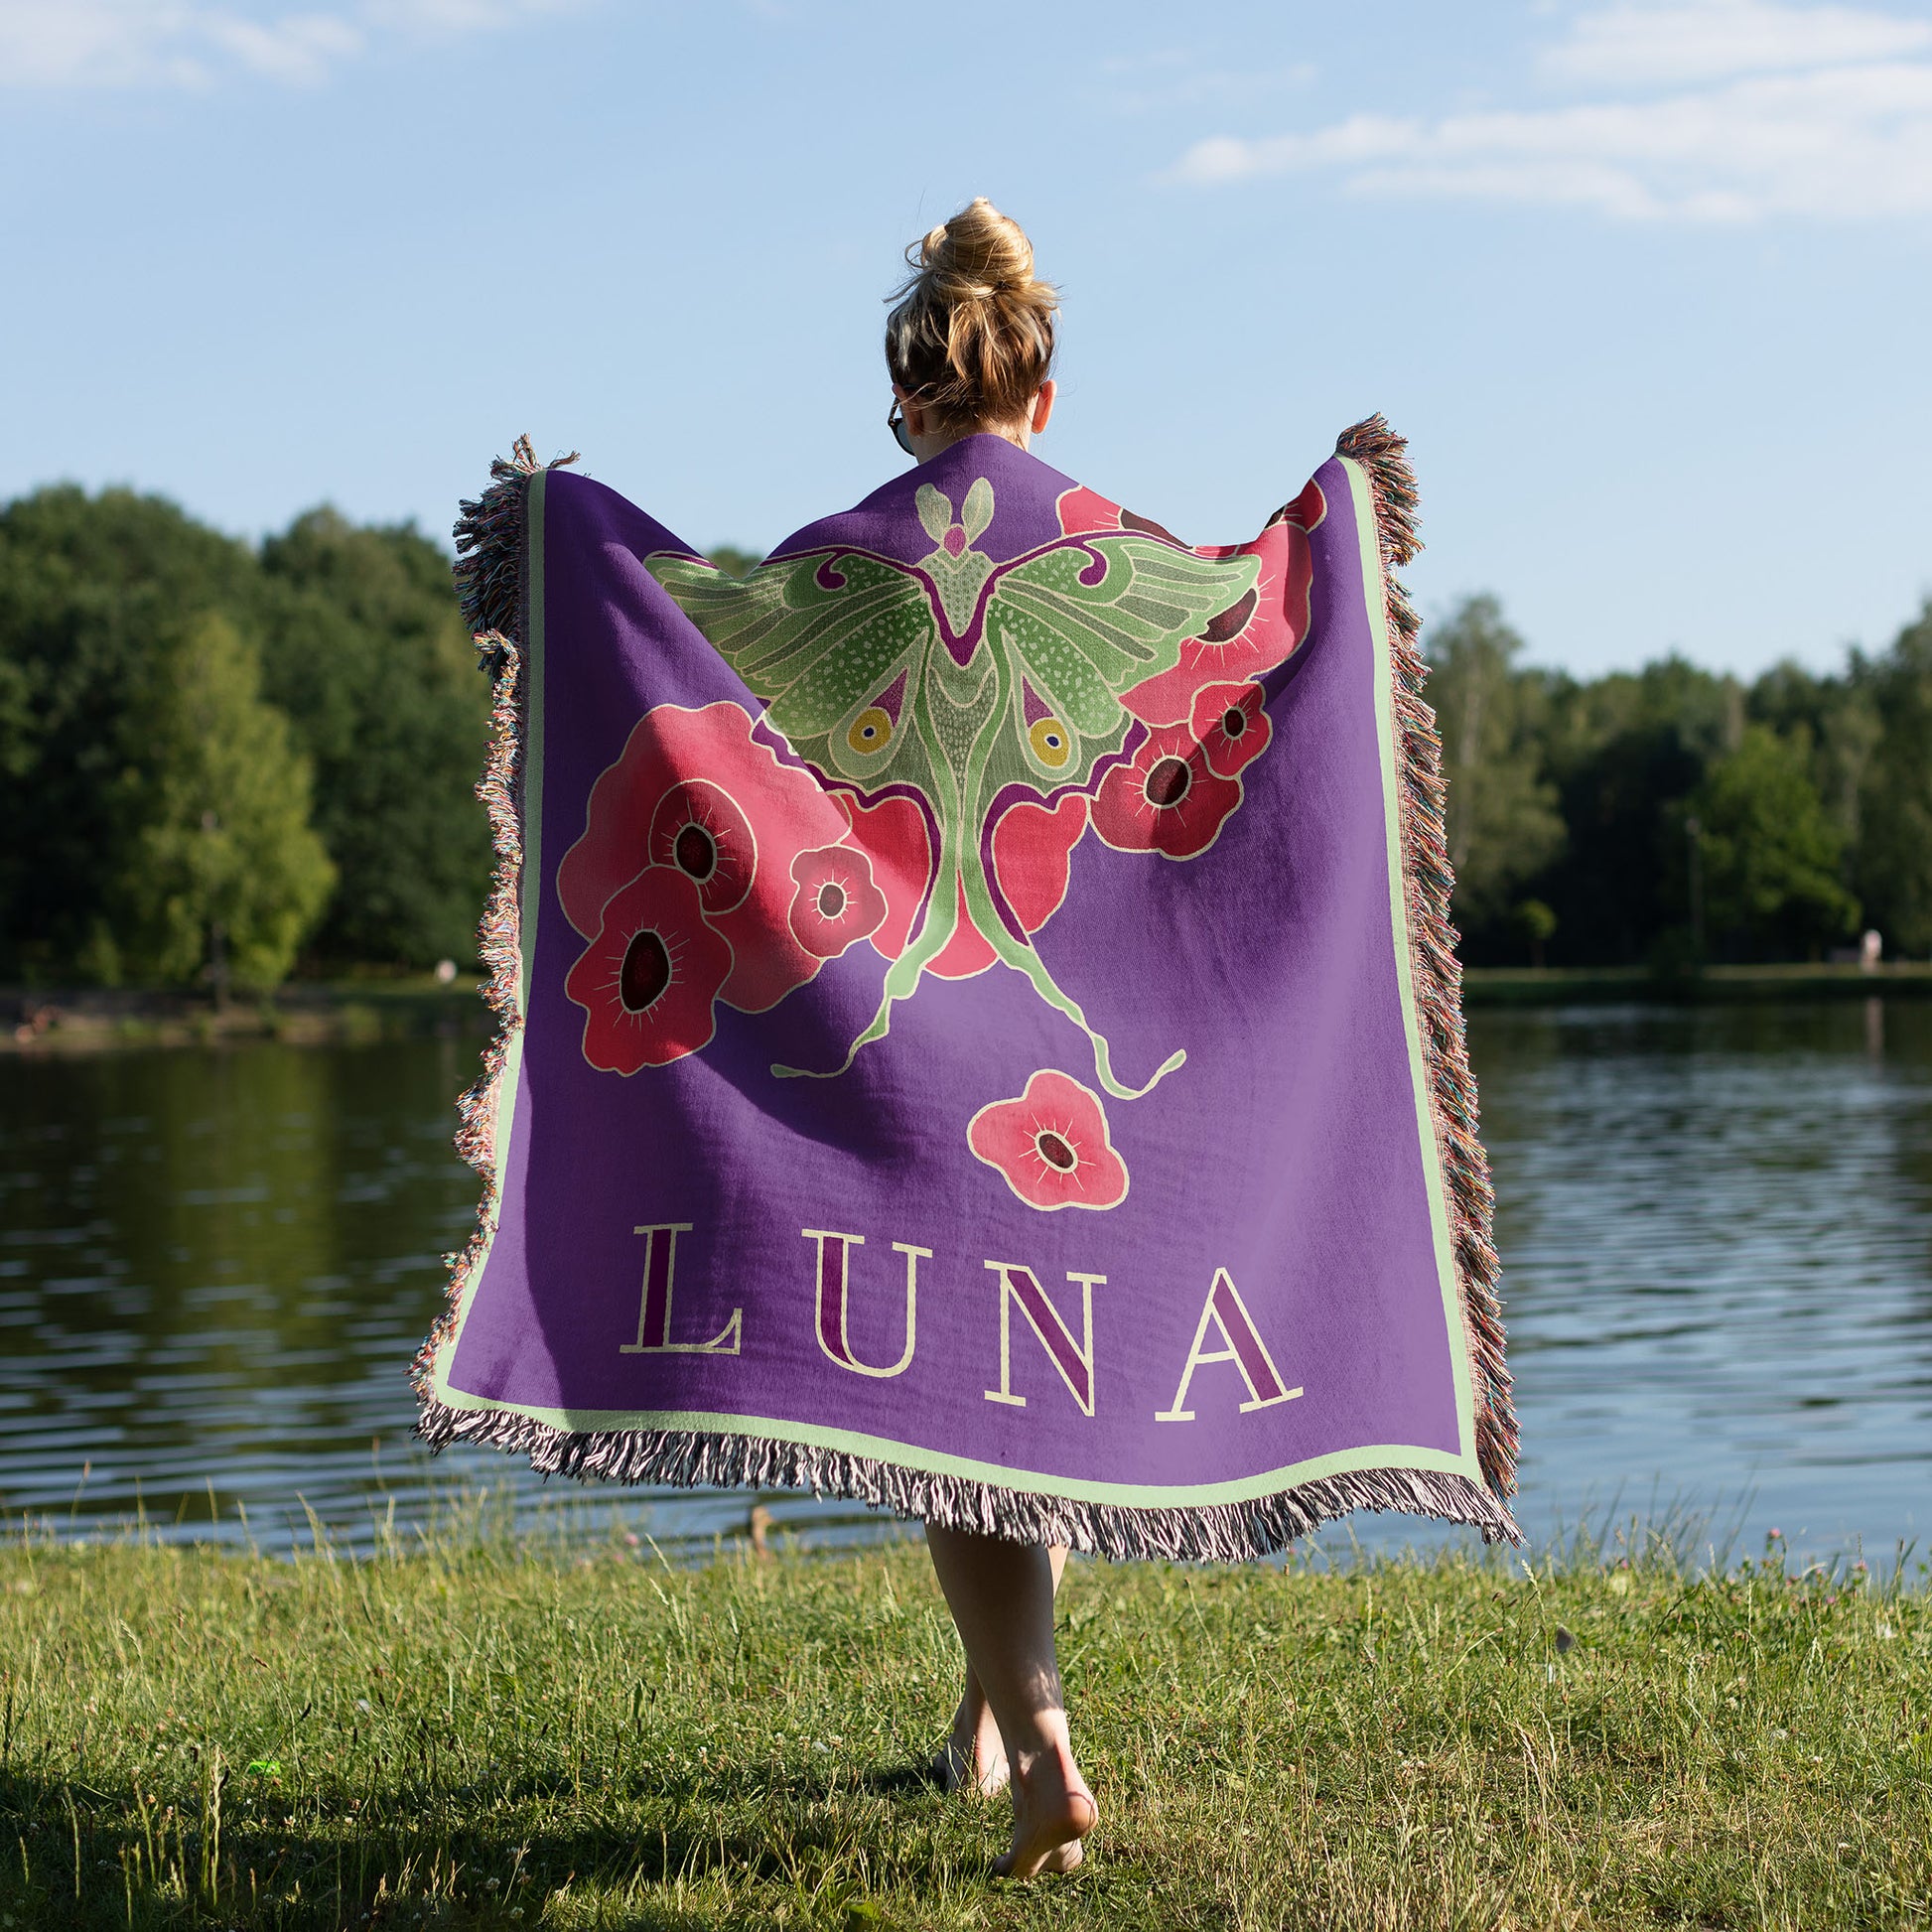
[2,1001,1927,1566]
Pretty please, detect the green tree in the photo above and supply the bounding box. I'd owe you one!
[1425,597,1566,946]
[0,486,260,981]
[1537,655,1740,965]
[1748,655,1881,868]
[119,613,336,991]
[1856,602,1932,957]
[1686,724,1858,959]
[1511,898,1558,969]
[258,510,490,968]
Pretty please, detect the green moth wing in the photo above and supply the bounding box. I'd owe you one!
[990,536,1262,790]
[647,549,938,787]
[643,504,1263,1100]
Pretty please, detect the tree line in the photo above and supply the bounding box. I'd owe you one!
[0,486,489,990]
[1,484,1926,990]
[1428,595,1932,968]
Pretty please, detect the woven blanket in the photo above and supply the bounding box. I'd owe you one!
[413,418,1517,1559]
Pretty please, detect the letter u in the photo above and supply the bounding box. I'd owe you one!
[803,1229,927,1378]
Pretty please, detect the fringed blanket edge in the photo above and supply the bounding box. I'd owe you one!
[1334,415,1519,1516]
[411,428,1521,1559]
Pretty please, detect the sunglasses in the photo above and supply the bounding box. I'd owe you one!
[888,401,915,457]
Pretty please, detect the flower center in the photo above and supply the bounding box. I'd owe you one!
[1145,757,1191,809]
[1222,706,1247,739]
[1035,1131,1077,1172]
[816,882,847,919]
[1202,589,1257,644]
[673,824,717,882]
[619,928,673,1013]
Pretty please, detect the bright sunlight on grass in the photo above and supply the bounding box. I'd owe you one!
[1,1514,1926,1929]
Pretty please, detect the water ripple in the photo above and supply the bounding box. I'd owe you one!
[2,1003,1928,1562]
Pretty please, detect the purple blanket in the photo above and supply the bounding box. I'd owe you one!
[414,419,1517,1558]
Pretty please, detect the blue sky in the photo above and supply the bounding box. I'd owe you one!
[2,0,1928,677]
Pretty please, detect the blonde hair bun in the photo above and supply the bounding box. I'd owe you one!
[918,197,1036,295]
[886,199,1057,433]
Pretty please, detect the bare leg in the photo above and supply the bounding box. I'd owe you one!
[924,1526,1095,1877]
[938,1546,1067,1796]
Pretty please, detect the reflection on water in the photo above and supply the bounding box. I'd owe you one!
[1,1001,1927,1560]
[1454,997,1932,1561]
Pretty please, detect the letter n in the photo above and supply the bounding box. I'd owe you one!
[1156,1268,1301,1422]
[620,1223,742,1355]
[803,1229,926,1378]
[983,1261,1103,1417]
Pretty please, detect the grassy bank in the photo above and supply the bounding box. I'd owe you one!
[1,977,490,1054]
[0,1530,1925,1930]
[1460,962,1932,1007]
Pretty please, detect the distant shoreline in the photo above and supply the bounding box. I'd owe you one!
[1458,960,1932,1008]
[1,976,492,1053]
[6,961,1930,1055]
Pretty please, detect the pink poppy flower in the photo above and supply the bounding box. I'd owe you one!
[1090,725,1243,860]
[837,788,1088,982]
[646,779,755,914]
[833,792,932,960]
[1052,484,1184,545]
[556,701,852,1014]
[1056,482,1323,730]
[787,845,888,959]
[1190,681,1272,777]
[927,793,1089,980]
[564,865,734,1073]
[968,1069,1129,1212]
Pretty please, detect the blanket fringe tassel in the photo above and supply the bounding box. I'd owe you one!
[415,1400,1519,1557]
[411,426,1521,1560]
[1335,415,1518,1518]
[408,435,576,1407]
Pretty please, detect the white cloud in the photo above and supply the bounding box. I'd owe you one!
[1544,0,1931,87]
[1097,48,1317,116]
[0,0,572,89]
[1170,1,1932,223]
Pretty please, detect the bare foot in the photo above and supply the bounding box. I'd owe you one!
[994,1738,1096,1878]
[934,1691,1009,1796]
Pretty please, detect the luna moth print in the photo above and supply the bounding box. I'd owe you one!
[645,481,1261,1100]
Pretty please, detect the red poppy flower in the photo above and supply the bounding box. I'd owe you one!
[833,792,932,960]
[1057,483,1323,729]
[557,701,853,1014]
[928,793,1089,980]
[837,788,1087,981]
[1091,725,1243,859]
[967,1068,1129,1212]
[926,877,996,979]
[787,845,888,958]
[1122,514,1317,728]
[1052,485,1183,545]
[564,865,734,1074]
[647,779,755,914]
[1190,681,1272,777]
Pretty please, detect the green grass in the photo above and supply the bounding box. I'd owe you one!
[0,1521,1926,1930]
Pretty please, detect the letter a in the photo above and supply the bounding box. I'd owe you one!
[1156,1268,1301,1422]
[621,1223,742,1355]
[803,1229,926,1378]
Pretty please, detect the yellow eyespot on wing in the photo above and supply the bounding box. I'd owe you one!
[1029,717,1073,768]
[848,707,895,755]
